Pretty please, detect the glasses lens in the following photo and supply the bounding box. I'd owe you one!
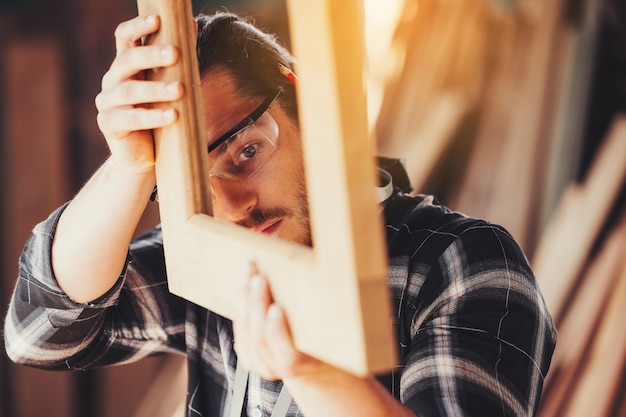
[209,111,279,180]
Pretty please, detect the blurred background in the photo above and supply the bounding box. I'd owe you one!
[1,0,625,416]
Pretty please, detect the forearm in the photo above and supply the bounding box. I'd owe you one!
[283,365,416,417]
[52,157,155,303]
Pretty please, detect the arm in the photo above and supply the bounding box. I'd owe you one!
[4,14,187,367]
[52,14,183,303]
[52,159,155,302]
[4,210,185,369]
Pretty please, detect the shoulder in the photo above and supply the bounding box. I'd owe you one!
[383,193,524,269]
[383,193,548,334]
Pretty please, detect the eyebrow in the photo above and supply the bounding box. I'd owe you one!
[207,90,282,153]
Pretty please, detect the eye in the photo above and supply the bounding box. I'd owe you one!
[239,143,258,161]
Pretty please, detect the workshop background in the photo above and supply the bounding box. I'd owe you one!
[1,0,625,416]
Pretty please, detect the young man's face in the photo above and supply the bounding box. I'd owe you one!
[201,71,312,246]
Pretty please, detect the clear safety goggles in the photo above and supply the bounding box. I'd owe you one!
[207,90,281,181]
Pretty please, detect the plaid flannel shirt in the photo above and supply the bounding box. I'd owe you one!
[4,192,556,417]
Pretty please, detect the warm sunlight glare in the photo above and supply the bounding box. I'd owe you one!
[364,0,408,132]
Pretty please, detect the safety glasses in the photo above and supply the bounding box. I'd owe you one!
[207,90,281,181]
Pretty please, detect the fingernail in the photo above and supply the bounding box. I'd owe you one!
[250,275,264,294]
[166,82,179,94]
[161,46,174,59]
[243,262,258,278]
[146,15,156,25]
[268,304,282,321]
[162,108,176,121]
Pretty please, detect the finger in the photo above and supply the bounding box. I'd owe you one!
[101,45,178,90]
[248,275,272,339]
[114,14,160,56]
[96,80,183,111]
[266,304,293,349]
[265,306,322,379]
[232,262,260,327]
[264,304,298,364]
[97,107,177,139]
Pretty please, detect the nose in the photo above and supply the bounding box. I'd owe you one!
[210,176,257,222]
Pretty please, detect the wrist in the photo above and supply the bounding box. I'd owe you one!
[101,157,156,197]
[107,154,156,175]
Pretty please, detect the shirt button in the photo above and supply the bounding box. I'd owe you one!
[251,407,263,417]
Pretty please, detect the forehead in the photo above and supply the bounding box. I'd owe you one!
[200,71,258,144]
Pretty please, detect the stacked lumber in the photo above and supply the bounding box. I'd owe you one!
[374,0,626,415]
[533,117,626,416]
[532,117,626,321]
[447,0,565,249]
[374,0,488,193]
[374,0,589,252]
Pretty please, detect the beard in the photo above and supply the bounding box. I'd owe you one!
[235,176,312,247]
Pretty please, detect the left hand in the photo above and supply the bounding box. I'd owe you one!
[232,265,417,417]
[232,264,322,380]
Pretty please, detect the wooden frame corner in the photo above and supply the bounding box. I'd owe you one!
[137,0,396,375]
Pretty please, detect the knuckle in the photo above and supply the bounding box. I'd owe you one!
[100,70,113,91]
[113,21,126,41]
[121,109,140,128]
[127,107,159,129]
[96,112,121,140]
[96,111,108,129]
[114,51,130,70]
[94,91,103,110]
[118,81,133,102]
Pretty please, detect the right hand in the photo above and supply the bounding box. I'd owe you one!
[95,14,184,173]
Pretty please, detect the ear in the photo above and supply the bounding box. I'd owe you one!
[192,16,198,34]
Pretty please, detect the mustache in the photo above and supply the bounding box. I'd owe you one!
[236,207,291,229]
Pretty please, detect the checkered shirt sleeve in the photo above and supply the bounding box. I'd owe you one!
[3,204,187,370]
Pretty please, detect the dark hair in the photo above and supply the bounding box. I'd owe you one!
[195,12,298,122]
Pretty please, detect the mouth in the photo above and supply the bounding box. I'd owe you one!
[253,219,283,235]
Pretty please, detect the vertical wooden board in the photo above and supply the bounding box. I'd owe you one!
[538,210,626,417]
[532,116,626,319]
[559,263,626,417]
[137,0,396,375]
[2,39,71,417]
[14,367,72,417]
[284,0,395,373]
[137,0,211,221]
[131,356,187,417]
[3,40,69,243]
[449,0,566,249]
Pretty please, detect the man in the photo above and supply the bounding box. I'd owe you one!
[4,11,556,417]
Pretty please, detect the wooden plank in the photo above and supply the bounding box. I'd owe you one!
[559,261,626,417]
[132,356,187,417]
[538,0,604,232]
[450,0,566,248]
[375,0,486,191]
[137,0,395,375]
[398,93,471,193]
[548,209,626,372]
[2,38,71,417]
[532,116,626,320]
[537,209,626,417]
